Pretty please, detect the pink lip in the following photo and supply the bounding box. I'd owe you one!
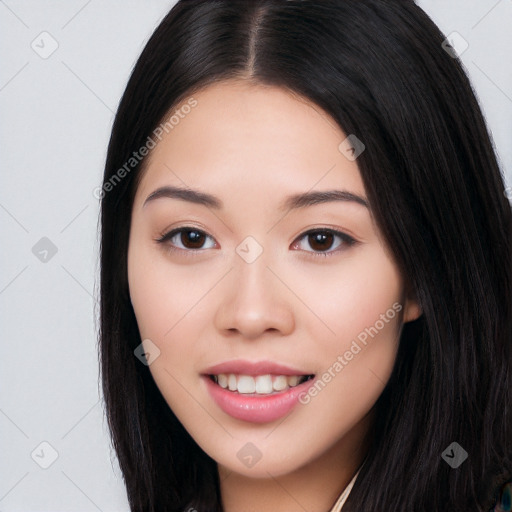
[202,375,316,424]
[203,359,310,377]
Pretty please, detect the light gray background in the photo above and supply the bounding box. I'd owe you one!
[1,1,511,510]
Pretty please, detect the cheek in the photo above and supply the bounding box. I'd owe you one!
[127,246,204,404]
[284,247,404,411]
[296,248,404,416]
[284,246,404,351]
[127,241,227,405]
[312,248,404,404]
[127,240,214,342]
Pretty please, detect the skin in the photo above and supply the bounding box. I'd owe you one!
[127,80,421,512]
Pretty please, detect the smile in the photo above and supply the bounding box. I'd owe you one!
[209,373,314,394]
[203,372,317,423]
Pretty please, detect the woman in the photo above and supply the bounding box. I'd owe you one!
[98,1,512,510]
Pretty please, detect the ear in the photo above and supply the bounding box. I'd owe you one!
[402,284,422,323]
[402,297,422,323]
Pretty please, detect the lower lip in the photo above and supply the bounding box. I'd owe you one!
[202,375,316,424]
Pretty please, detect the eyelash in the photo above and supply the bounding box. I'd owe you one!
[155,226,357,259]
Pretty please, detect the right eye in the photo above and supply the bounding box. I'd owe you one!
[155,227,217,255]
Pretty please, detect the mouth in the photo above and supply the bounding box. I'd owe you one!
[202,360,317,423]
[203,371,317,423]
[208,373,315,395]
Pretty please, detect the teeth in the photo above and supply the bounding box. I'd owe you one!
[228,374,237,391]
[237,375,256,393]
[217,374,228,388]
[213,373,310,394]
[273,375,288,391]
[287,375,300,386]
[255,375,273,394]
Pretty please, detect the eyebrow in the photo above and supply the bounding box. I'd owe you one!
[142,185,369,211]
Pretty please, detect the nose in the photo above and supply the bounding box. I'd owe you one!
[213,251,295,340]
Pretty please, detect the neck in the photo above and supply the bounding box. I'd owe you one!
[219,411,372,512]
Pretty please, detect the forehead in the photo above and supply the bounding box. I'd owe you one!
[135,80,366,206]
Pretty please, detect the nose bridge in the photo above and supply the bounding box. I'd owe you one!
[233,234,274,294]
[235,243,272,300]
[213,236,295,338]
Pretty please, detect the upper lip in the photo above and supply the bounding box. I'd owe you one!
[203,360,313,376]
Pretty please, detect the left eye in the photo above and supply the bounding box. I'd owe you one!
[156,228,216,251]
[291,229,356,257]
[155,227,356,257]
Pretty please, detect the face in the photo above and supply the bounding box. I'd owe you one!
[127,80,421,479]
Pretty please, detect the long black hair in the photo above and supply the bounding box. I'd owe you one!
[98,1,512,510]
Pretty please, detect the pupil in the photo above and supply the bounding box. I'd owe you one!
[183,230,204,248]
[310,232,332,251]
